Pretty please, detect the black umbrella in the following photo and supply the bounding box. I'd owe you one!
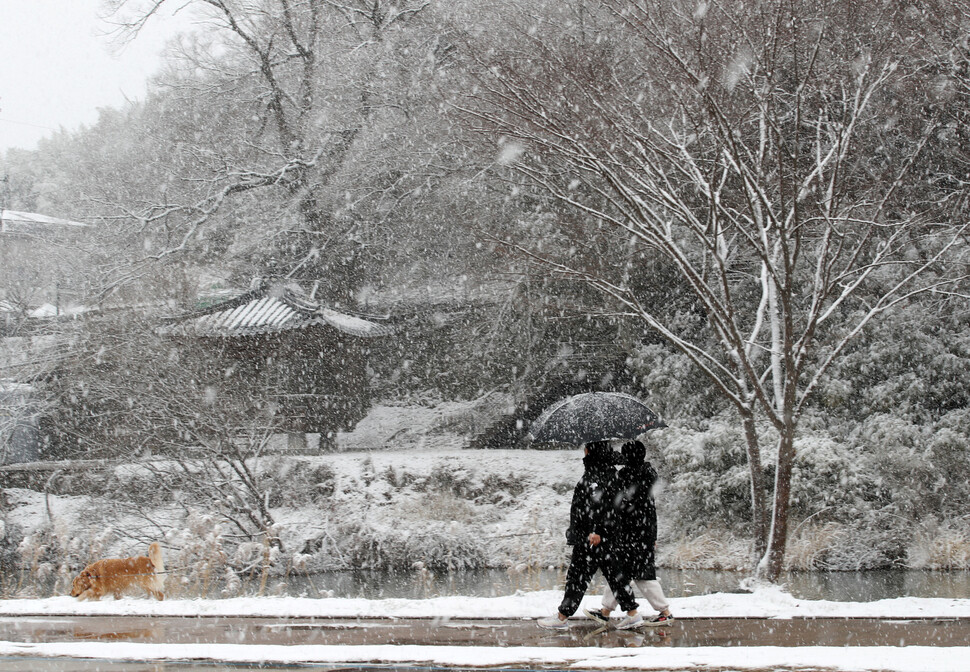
[529,392,666,445]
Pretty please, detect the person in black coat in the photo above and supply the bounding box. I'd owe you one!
[537,440,643,630]
[587,439,674,626]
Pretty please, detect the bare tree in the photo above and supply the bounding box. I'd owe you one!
[40,312,285,546]
[95,0,433,303]
[466,0,969,579]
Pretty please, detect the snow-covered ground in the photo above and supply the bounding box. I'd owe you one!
[1,586,969,670]
[2,398,597,589]
[4,400,969,669]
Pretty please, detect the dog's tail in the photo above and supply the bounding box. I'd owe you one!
[148,542,165,590]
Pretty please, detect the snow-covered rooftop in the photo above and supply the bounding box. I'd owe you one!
[170,282,393,338]
[0,209,87,232]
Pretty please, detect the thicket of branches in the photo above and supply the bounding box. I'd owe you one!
[1,0,969,577]
[461,0,970,577]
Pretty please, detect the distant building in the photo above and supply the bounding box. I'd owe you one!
[0,209,87,234]
[166,280,392,451]
[0,381,41,464]
[0,209,90,326]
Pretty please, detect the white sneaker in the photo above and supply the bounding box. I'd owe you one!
[614,613,644,630]
[537,615,569,629]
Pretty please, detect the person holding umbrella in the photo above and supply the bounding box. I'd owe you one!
[585,440,674,627]
[537,441,643,630]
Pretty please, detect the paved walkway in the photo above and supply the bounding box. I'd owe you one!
[1,614,968,648]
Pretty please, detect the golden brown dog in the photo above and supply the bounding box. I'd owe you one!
[70,542,165,601]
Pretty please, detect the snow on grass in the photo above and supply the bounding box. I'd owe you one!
[336,397,514,452]
[6,446,584,578]
[0,399,708,580]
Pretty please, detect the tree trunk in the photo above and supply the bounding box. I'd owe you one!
[740,408,769,559]
[758,425,796,581]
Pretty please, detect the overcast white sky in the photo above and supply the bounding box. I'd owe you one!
[0,0,196,152]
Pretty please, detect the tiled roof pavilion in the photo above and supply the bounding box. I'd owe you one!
[0,209,87,233]
[171,281,391,339]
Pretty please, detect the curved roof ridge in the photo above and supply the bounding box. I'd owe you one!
[171,281,390,338]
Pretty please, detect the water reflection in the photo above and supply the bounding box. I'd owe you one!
[784,569,970,602]
[283,568,969,602]
[15,567,970,602]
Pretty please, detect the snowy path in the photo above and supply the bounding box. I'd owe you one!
[1,613,970,647]
[1,588,969,670]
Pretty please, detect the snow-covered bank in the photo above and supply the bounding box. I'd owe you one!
[2,585,970,619]
[7,397,968,591]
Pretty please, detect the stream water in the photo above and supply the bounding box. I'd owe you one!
[14,567,969,602]
[263,568,970,602]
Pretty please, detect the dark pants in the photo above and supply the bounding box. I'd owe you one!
[616,543,657,581]
[557,542,638,617]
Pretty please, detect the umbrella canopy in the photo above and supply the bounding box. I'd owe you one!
[529,392,666,446]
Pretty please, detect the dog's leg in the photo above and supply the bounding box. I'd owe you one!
[150,572,165,599]
[148,543,165,591]
[140,576,163,601]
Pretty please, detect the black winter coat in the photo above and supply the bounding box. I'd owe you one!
[612,461,659,548]
[564,455,620,546]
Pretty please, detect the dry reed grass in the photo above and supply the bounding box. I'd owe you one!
[908,525,970,570]
[661,531,751,570]
[786,522,845,571]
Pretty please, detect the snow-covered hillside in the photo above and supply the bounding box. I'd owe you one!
[1,400,600,597]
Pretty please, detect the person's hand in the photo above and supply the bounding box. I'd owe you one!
[588,533,601,546]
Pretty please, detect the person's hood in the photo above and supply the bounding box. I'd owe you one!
[583,440,614,469]
[621,440,647,464]
[583,452,614,471]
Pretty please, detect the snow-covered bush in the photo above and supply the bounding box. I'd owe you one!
[842,414,960,523]
[790,435,876,519]
[6,521,108,597]
[260,459,336,508]
[220,567,243,597]
[653,413,968,570]
[400,526,487,572]
[311,520,487,571]
[401,492,478,524]
[419,464,477,497]
[663,420,757,533]
[818,307,970,423]
[629,344,728,419]
[923,409,970,520]
[785,521,906,571]
[786,522,845,571]
[785,423,946,569]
